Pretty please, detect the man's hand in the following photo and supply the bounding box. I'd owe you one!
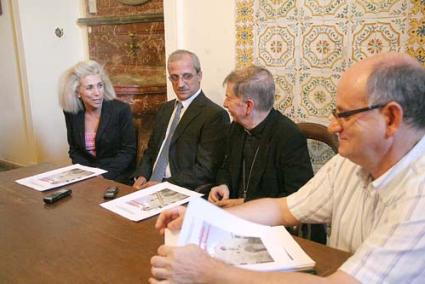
[208,184,230,203]
[133,176,147,189]
[149,245,358,284]
[150,244,217,284]
[215,198,244,208]
[155,206,186,234]
[141,180,160,189]
[133,177,160,190]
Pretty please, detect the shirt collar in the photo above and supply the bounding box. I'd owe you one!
[364,134,425,204]
[178,88,201,109]
[244,109,273,138]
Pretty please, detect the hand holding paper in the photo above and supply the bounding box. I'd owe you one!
[163,198,315,272]
[155,206,186,234]
[151,244,222,284]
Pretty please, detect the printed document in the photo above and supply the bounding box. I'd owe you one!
[101,182,202,221]
[16,164,106,191]
[166,198,315,272]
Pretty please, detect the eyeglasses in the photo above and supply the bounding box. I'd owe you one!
[168,73,196,82]
[332,104,386,119]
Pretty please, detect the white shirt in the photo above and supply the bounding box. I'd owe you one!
[287,135,425,283]
[153,89,202,178]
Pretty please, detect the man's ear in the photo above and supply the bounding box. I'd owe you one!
[245,98,255,116]
[197,71,203,80]
[382,101,403,138]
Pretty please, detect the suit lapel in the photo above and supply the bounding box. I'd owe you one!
[76,110,86,148]
[160,100,177,142]
[170,92,205,144]
[96,101,112,146]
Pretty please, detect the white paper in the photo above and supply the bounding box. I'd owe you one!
[166,198,315,272]
[164,228,180,245]
[100,182,203,221]
[15,164,107,191]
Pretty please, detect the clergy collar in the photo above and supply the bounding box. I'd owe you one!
[244,109,274,137]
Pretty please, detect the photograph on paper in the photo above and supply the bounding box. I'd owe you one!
[39,168,94,185]
[126,188,190,212]
[101,182,203,221]
[15,164,107,191]
[170,198,315,272]
[198,222,274,265]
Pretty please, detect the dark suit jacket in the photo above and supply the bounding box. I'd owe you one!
[133,92,230,190]
[64,99,136,183]
[216,109,313,201]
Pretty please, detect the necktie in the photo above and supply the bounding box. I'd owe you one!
[150,101,183,181]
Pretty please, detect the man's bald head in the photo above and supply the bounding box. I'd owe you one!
[338,53,425,129]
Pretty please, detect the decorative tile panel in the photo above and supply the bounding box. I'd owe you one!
[302,24,345,69]
[258,0,297,20]
[235,0,424,171]
[351,20,404,61]
[300,76,336,118]
[354,0,406,15]
[258,25,296,66]
[304,0,347,17]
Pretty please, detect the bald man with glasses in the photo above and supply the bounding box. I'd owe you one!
[132,50,229,190]
[150,53,425,283]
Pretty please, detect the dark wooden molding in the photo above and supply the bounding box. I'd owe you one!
[114,84,166,95]
[0,160,21,170]
[116,0,151,5]
[77,13,163,26]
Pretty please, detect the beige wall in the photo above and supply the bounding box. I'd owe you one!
[164,0,235,106]
[0,0,87,166]
[0,0,36,166]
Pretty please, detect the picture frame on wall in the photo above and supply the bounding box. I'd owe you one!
[0,0,2,15]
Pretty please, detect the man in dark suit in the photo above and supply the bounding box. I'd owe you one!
[132,50,229,190]
[208,66,325,243]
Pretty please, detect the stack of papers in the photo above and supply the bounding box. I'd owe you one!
[166,198,315,272]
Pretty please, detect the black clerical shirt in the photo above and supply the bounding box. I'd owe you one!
[238,113,271,199]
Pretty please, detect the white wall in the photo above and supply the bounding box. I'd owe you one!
[0,0,87,166]
[164,0,235,106]
[0,0,36,166]
[16,0,87,164]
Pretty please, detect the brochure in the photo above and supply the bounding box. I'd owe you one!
[165,198,315,272]
[101,182,202,221]
[15,164,106,191]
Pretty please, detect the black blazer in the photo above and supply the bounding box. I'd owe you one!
[216,109,314,201]
[64,99,136,182]
[133,92,230,190]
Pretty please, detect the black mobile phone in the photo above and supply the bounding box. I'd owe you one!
[104,186,119,200]
[43,188,72,204]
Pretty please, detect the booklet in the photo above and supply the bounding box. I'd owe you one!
[100,182,203,222]
[165,198,315,272]
[15,164,106,191]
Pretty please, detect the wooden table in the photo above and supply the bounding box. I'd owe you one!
[0,164,351,283]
